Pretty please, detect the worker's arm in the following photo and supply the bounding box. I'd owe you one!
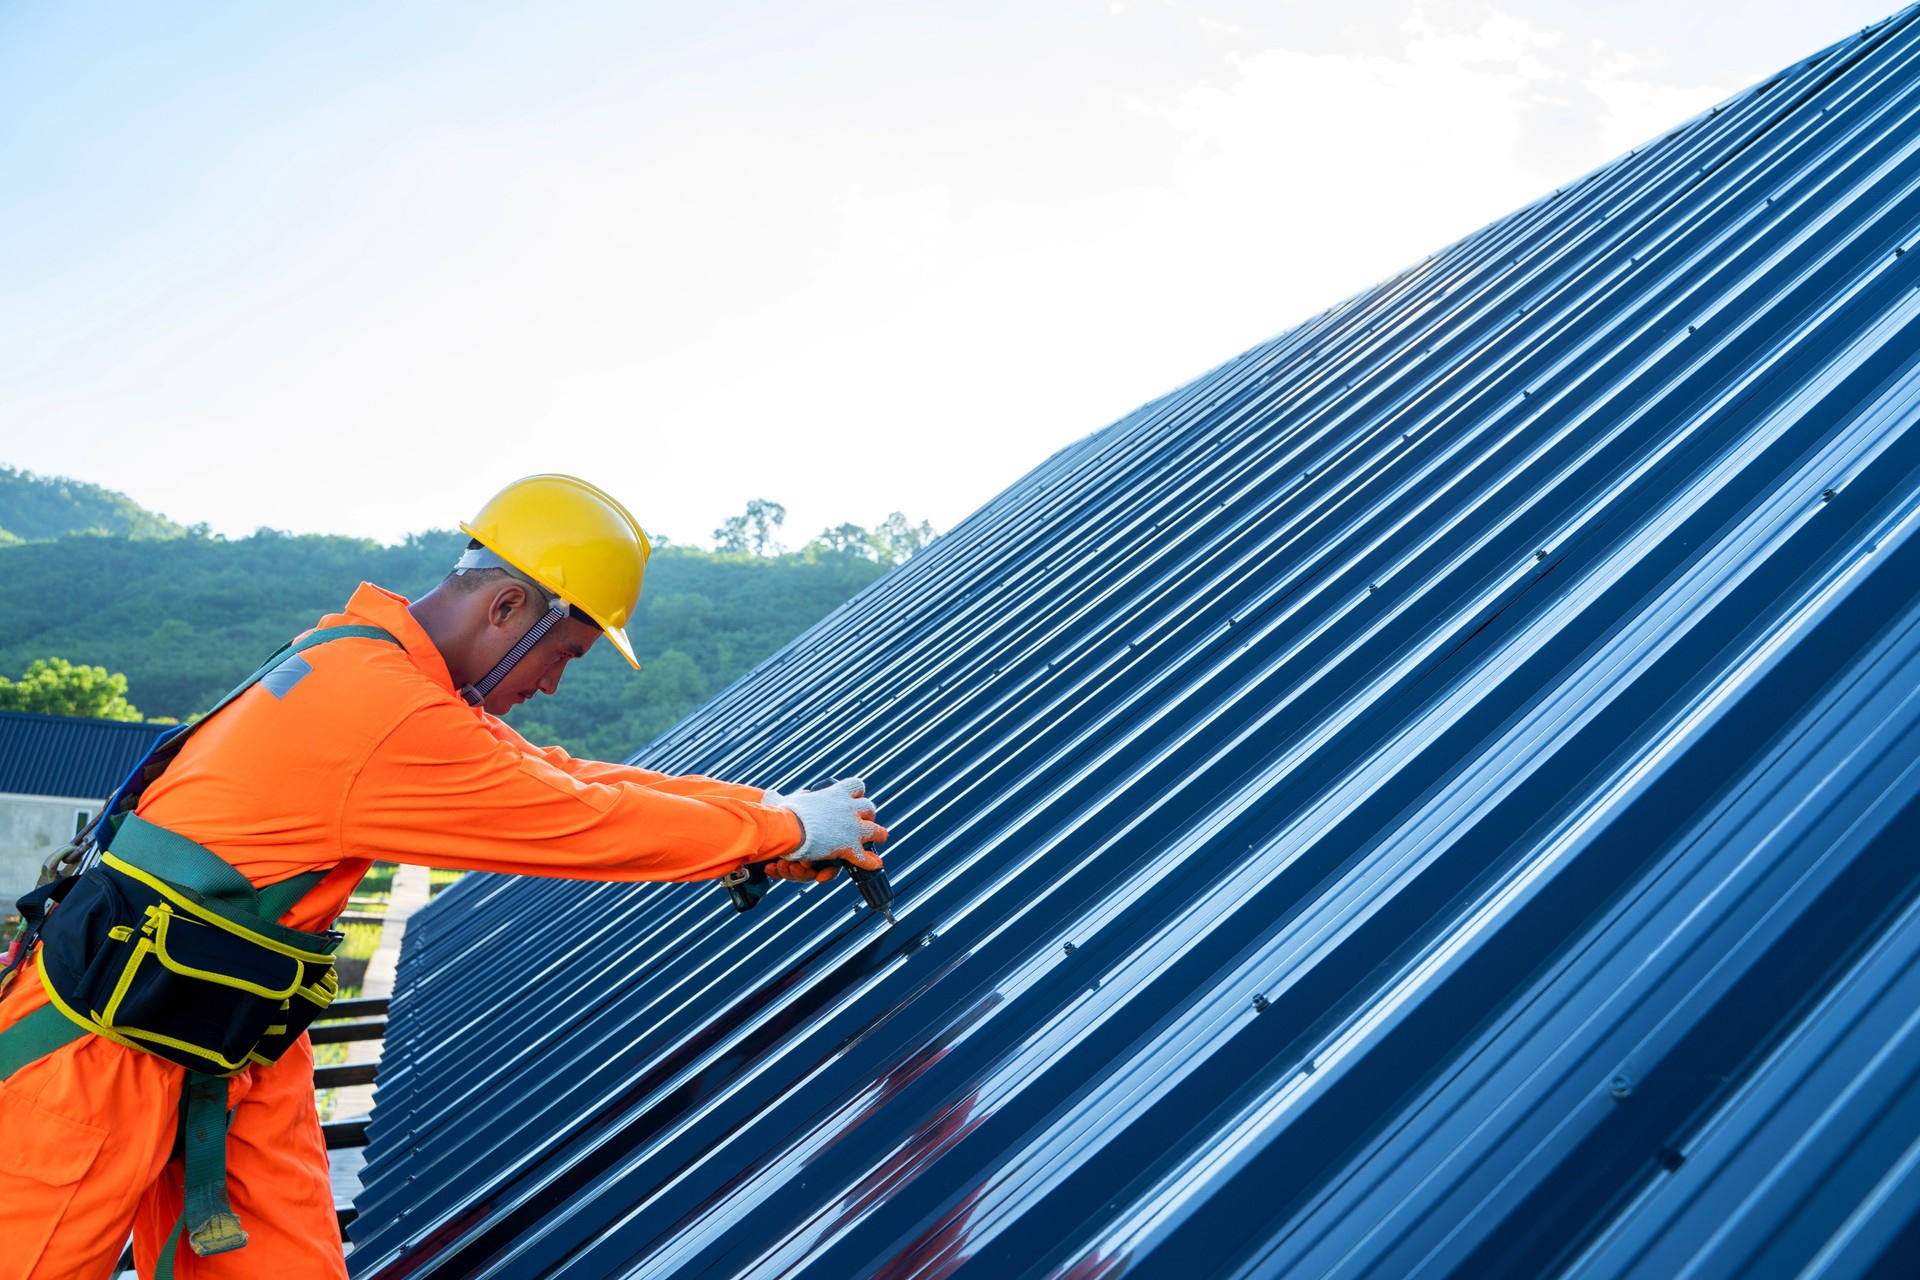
[342,699,803,881]
[480,714,773,803]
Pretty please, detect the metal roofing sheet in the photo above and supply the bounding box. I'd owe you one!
[0,709,170,800]
[349,10,1920,1277]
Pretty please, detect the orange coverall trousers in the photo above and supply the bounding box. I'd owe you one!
[0,967,342,1280]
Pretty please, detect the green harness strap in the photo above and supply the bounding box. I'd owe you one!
[173,1075,250,1264]
[0,1003,79,1080]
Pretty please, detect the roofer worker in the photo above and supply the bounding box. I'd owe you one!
[0,474,886,1280]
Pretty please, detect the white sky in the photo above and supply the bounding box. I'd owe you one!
[0,1,1906,548]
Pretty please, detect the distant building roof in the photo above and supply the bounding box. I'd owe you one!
[0,710,170,800]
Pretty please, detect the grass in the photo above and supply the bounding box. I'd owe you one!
[340,919,382,962]
[353,860,461,901]
[354,861,396,902]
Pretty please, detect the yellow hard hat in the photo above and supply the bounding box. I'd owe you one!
[459,474,651,669]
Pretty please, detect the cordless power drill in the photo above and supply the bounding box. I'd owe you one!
[721,855,896,924]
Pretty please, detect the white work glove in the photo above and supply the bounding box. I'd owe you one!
[762,778,887,882]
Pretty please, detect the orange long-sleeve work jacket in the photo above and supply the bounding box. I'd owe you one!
[137,582,804,931]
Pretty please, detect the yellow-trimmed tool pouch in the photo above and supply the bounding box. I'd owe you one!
[29,815,342,1075]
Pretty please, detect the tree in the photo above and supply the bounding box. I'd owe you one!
[713,499,788,556]
[869,512,935,565]
[0,657,145,721]
[807,522,877,559]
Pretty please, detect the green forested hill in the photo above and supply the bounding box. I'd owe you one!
[0,469,906,758]
[0,529,887,760]
[0,465,185,542]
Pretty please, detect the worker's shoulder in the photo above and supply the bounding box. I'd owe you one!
[294,626,451,712]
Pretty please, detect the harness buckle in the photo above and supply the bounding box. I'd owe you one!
[188,1210,249,1257]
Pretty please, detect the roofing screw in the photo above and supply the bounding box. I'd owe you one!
[1609,1074,1634,1101]
[1655,1147,1686,1171]
[1252,994,1270,1013]
[1063,942,1077,955]
[919,934,936,948]
[1822,489,1837,503]
[1535,549,1548,561]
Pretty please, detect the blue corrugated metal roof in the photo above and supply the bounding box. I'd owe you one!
[0,709,169,799]
[348,10,1920,1277]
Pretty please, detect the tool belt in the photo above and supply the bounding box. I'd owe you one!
[25,814,341,1076]
[0,622,401,1269]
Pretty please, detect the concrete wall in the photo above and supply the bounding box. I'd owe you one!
[1,790,98,907]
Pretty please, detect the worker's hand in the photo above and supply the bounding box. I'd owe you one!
[763,859,843,883]
[765,777,887,871]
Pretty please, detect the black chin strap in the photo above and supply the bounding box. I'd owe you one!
[460,597,569,706]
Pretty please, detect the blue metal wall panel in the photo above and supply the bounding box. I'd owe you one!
[0,709,170,799]
[350,10,1920,1277]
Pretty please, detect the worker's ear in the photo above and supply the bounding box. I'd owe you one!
[486,582,534,630]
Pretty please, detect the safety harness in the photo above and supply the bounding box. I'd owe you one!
[0,623,400,1272]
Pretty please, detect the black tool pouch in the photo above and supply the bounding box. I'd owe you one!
[33,861,341,1076]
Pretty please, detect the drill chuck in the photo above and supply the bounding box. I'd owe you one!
[845,862,896,924]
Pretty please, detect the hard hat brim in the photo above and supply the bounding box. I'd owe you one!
[603,625,640,671]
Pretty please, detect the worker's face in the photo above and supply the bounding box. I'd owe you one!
[483,615,602,714]
[480,587,603,715]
